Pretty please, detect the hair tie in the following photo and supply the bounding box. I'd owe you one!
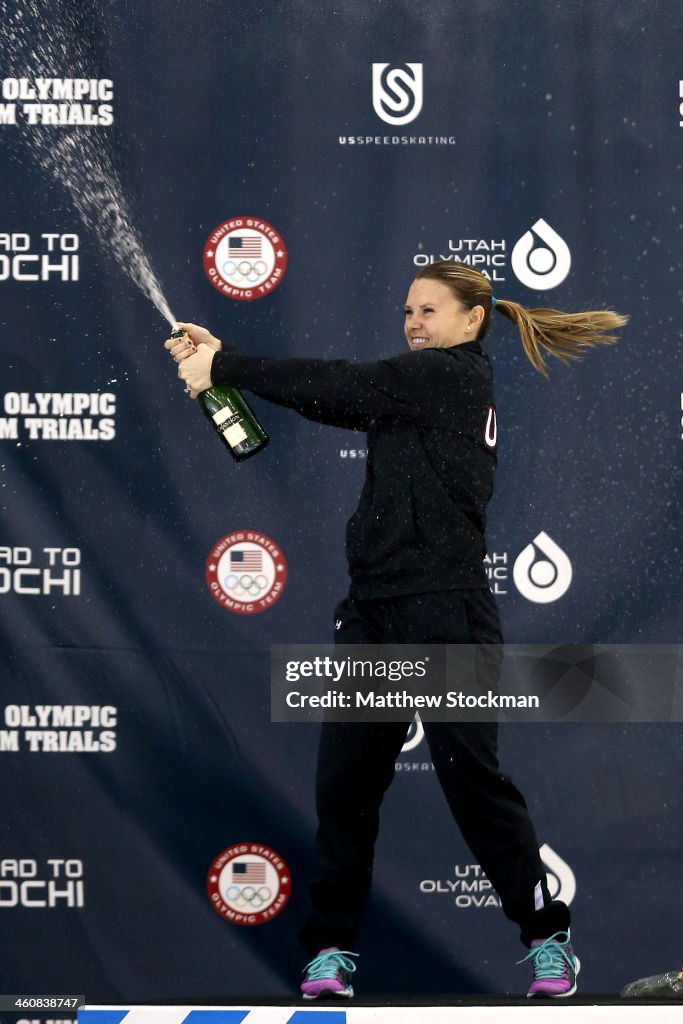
[491,296,497,308]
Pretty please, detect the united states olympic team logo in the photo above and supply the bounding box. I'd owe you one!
[203,216,288,301]
[372,63,423,125]
[207,843,292,926]
[205,531,287,614]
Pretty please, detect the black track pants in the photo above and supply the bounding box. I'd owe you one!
[300,589,568,955]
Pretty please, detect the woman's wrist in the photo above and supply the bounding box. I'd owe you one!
[210,349,220,386]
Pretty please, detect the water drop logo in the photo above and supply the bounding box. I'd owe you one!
[372,63,423,125]
[511,218,571,290]
[513,531,572,603]
[540,843,576,905]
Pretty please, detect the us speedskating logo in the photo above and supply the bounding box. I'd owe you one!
[205,531,287,614]
[203,216,287,300]
[207,843,292,926]
[401,713,425,752]
[372,63,423,125]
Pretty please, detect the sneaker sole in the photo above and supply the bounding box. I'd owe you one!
[528,956,581,999]
[302,988,354,1001]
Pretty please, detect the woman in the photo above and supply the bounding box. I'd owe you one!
[166,262,627,999]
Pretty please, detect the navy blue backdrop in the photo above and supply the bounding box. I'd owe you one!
[0,0,681,1005]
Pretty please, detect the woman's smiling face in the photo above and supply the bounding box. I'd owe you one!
[404,278,483,350]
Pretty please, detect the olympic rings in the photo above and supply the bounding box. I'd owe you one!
[222,571,269,599]
[219,251,271,285]
[224,884,273,910]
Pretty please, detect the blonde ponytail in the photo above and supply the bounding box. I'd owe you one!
[494,300,629,376]
[415,261,629,375]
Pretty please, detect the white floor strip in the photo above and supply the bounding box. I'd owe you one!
[79,1004,683,1024]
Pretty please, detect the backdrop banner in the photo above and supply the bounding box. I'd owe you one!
[0,0,681,1007]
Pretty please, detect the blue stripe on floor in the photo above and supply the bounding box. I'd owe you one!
[182,1013,250,1024]
[78,1013,130,1024]
[286,1012,347,1023]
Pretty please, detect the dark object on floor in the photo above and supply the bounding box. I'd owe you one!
[622,966,683,999]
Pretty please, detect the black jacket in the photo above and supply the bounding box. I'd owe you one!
[211,341,497,599]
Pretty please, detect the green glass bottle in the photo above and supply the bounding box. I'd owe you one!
[170,328,268,462]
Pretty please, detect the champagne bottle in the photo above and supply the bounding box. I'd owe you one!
[170,327,268,462]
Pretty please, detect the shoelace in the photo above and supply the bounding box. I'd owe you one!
[518,932,573,979]
[303,950,359,980]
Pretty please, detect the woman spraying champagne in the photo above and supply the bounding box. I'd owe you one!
[169,324,268,461]
[165,262,627,999]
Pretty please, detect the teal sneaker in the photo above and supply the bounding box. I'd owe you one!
[301,947,358,1000]
[519,929,580,997]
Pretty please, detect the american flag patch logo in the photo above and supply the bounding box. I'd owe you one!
[228,235,263,257]
[232,861,267,884]
[230,548,263,572]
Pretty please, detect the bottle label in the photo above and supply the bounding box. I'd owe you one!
[212,406,248,447]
